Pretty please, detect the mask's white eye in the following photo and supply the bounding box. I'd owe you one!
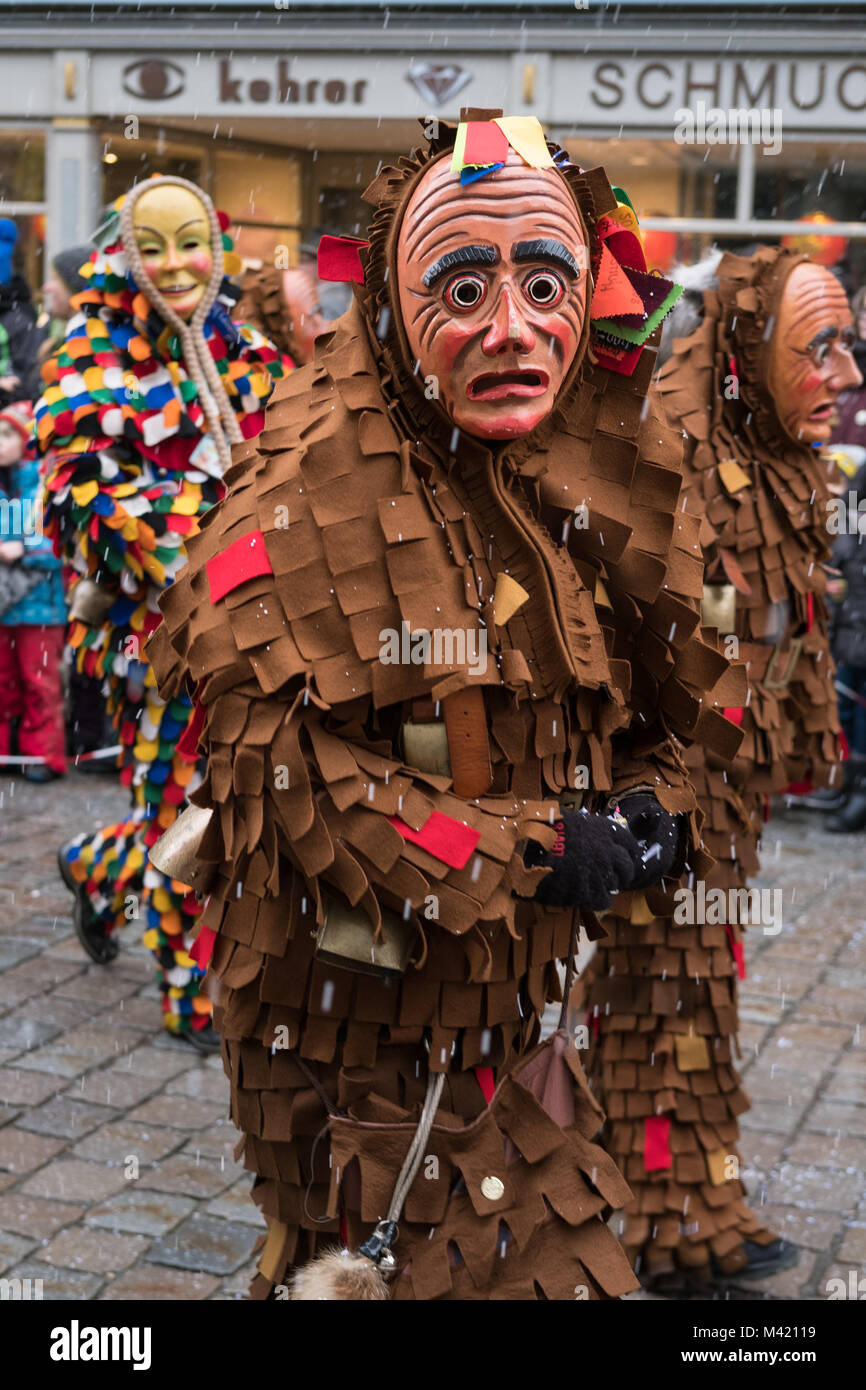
[523,269,565,307]
[443,272,487,312]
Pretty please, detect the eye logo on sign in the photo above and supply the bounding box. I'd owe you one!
[122,60,186,101]
[406,62,472,106]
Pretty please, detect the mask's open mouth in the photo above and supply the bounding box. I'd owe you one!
[160,283,200,295]
[809,401,836,421]
[468,369,549,401]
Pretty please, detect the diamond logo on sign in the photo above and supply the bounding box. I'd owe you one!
[406,62,472,106]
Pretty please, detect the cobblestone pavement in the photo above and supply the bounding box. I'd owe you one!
[0,771,863,1301]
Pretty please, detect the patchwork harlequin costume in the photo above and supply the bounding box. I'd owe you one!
[578,247,843,1289]
[149,114,741,1297]
[38,175,287,1045]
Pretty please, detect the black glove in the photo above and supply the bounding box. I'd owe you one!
[617,793,684,888]
[527,809,642,912]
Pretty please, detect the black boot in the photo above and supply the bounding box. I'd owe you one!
[786,760,852,811]
[177,1022,221,1054]
[827,764,866,832]
[57,846,119,964]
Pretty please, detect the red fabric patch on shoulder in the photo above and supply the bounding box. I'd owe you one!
[386,809,481,870]
[317,234,369,284]
[206,529,272,602]
[644,1115,672,1171]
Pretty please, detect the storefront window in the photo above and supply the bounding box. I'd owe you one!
[214,147,301,270]
[0,132,46,292]
[100,141,204,207]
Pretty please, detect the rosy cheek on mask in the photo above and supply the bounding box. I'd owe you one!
[799,370,824,396]
[434,319,481,374]
[187,250,212,278]
[546,316,578,364]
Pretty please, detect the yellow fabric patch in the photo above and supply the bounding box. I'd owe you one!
[494,116,555,169]
[706,1149,732,1186]
[71,481,99,506]
[628,890,655,925]
[492,572,530,626]
[674,1030,712,1072]
[718,458,752,494]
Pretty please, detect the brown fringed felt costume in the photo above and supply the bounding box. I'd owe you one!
[148,119,742,1300]
[235,266,299,363]
[578,247,842,1286]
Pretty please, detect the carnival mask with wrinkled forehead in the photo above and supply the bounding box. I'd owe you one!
[767,262,861,446]
[132,184,214,322]
[396,150,589,441]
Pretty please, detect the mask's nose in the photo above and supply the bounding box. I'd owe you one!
[481,284,535,356]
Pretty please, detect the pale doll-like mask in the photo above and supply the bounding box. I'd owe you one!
[132,185,214,322]
[396,151,589,440]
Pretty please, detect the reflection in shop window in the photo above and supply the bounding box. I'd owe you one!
[0,134,47,292]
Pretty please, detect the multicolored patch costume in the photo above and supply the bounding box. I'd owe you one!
[38,220,287,1037]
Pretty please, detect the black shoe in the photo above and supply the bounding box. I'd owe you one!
[795,785,846,812]
[644,1239,799,1297]
[72,754,117,777]
[177,1022,221,1054]
[713,1237,800,1284]
[827,766,866,833]
[24,764,63,783]
[57,846,119,965]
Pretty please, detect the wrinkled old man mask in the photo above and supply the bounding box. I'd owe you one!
[396,151,588,440]
[133,184,214,322]
[768,262,861,446]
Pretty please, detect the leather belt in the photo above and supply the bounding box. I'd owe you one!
[401,688,493,799]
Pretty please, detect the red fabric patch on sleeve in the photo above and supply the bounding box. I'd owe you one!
[644,1115,672,1171]
[206,529,272,602]
[190,925,216,970]
[724,924,747,980]
[177,698,206,762]
[474,1066,496,1105]
[317,235,369,284]
[807,591,814,634]
[386,810,481,870]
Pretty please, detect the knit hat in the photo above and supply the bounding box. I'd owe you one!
[0,218,17,285]
[52,244,93,296]
[0,399,34,445]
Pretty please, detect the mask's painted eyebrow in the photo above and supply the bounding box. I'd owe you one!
[805,324,839,352]
[512,239,580,278]
[422,244,499,288]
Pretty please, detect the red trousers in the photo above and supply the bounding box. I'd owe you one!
[0,625,67,773]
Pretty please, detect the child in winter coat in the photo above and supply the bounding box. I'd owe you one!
[0,400,66,781]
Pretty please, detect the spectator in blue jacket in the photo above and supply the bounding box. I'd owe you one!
[0,400,66,781]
